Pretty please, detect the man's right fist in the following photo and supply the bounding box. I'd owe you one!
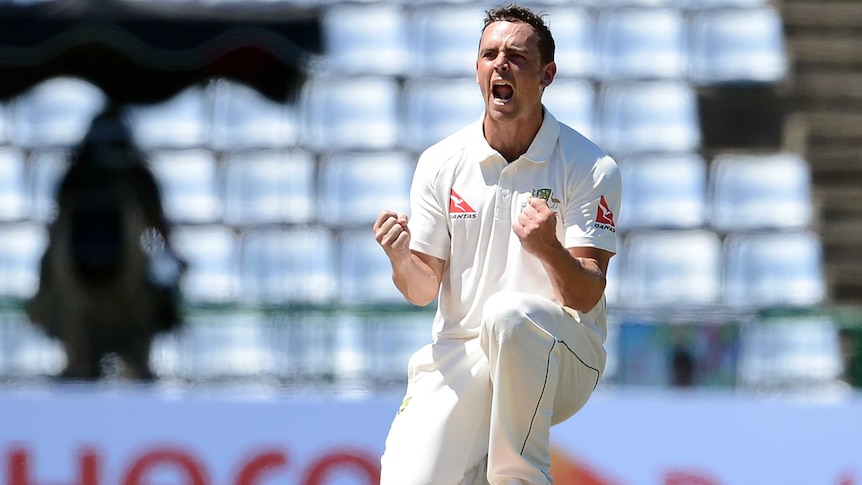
[373,211,411,262]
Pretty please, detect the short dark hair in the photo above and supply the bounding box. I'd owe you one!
[482,3,555,65]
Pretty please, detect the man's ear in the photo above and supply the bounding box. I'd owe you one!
[541,62,557,88]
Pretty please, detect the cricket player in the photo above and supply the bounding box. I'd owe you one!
[373,4,621,483]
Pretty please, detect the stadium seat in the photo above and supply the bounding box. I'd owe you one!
[317,3,411,76]
[604,256,621,307]
[167,308,274,381]
[409,5,488,78]
[317,151,414,228]
[171,224,241,304]
[223,149,316,227]
[689,7,788,85]
[27,150,68,223]
[338,228,407,306]
[240,226,338,305]
[127,86,209,150]
[402,78,484,153]
[543,6,595,78]
[594,7,688,81]
[299,75,401,152]
[597,80,701,155]
[679,0,768,7]
[722,230,826,308]
[616,152,707,231]
[0,102,9,145]
[579,0,677,6]
[738,314,843,389]
[0,222,48,301]
[0,312,65,378]
[709,152,813,232]
[0,147,29,222]
[210,79,298,151]
[362,310,435,385]
[148,149,222,225]
[619,229,722,306]
[542,78,596,141]
[266,311,343,384]
[11,77,107,149]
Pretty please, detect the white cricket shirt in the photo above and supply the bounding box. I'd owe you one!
[408,109,621,341]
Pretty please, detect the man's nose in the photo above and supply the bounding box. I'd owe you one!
[493,53,508,71]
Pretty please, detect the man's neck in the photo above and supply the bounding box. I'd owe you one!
[483,109,544,163]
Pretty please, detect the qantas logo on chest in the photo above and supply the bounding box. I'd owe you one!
[449,189,477,219]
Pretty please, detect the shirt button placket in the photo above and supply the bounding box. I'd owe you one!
[494,165,515,220]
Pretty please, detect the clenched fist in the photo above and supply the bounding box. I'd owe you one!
[373,211,412,264]
[513,196,559,256]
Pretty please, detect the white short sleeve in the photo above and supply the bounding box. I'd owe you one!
[564,154,621,254]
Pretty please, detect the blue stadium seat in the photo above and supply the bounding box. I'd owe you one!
[738,315,843,389]
[338,228,407,305]
[0,222,48,300]
[402,78,484,153]
[127,86,209,150]
[210,79,298,151]
[0,312,65,378]
[266,311,343,384]
[542,78,596,141]
[362,310,435,384]
[0,102,9,145]
[597,80,701,155]
[240,226,338,305]
[317,3,411,76]
[409,5,487,78]
[167,308,274,381]
[543,6,595,78]
[594,7,688,81]
[679,0,768,7]
[0,147,29,222]
[148,149,222,225]
[722,230,826,308]
[605,256,621,307]
[317,150,413,228]
[619,229,722,306]
[27,150,68,223]
[689,7,788,85]
[11,77,106,149]
[580,0,678,6]
[709,152,813,232]
[617,152,707,231]
[172,224,241,304]
[223,149,316,227]
[299,75,401,152]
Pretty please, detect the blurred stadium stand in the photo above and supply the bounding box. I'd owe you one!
[0,0,861,394]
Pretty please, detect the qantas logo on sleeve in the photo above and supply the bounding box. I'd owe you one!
[595,196,616,232]
[449,189,477,219]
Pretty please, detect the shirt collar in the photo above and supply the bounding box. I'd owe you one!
[473,107,561,164]
[522,108,560,164]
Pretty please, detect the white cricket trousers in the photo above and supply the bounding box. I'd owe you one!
[379,290,607,485]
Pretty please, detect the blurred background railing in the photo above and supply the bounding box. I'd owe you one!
[0,0,860,396]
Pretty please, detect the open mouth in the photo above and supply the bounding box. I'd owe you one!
[492,81,513,102]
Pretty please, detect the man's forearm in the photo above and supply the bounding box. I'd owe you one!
[537,245,606,313]
[392,253,443,307]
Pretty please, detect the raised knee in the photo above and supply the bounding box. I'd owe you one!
[481,291,534,337]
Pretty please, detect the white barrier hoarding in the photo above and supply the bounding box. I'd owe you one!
[0,387,860,484]
[555,390,862,484]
